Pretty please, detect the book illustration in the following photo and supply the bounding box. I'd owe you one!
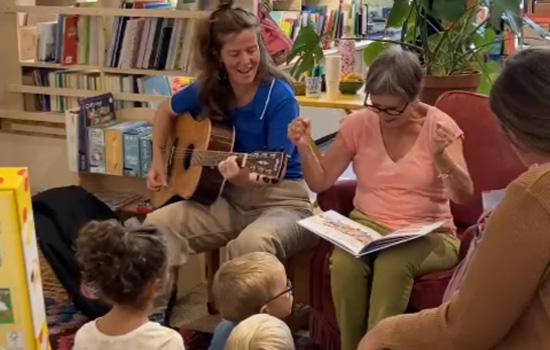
[298,210,443,258]
[0,289,14,324]
[80,93,116,126]
[320,217,378,245]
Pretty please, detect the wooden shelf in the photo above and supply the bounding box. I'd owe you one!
[0,110,64,124]
[5,5,210,19]
[101,67,193,76]
[8,85,166,103]
[19,61,194,77]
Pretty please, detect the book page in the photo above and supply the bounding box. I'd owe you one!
[298,210,382,256]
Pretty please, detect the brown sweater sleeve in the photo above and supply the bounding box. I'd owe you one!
[378,176,550,349]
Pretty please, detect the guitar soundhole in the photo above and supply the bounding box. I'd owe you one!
[183,144,194,171]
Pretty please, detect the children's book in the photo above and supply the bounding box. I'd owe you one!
[298,210,443,258]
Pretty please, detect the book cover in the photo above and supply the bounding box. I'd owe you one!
[139,133,153,178]
[78,93,116,172]
[105,121,148,176]
[123,125,153,177]
[88,121,118,174]
[298,210,443,257]
[143,76,171,109]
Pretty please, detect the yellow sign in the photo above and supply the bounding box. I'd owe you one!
[0,168,50,350]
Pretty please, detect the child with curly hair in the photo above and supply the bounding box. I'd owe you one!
[73,220,185,350]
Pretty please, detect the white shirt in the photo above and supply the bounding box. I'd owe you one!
[73,321,185,350]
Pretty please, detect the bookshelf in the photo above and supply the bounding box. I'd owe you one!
[0,0,257,137]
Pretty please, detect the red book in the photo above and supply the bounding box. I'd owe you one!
[62,15,79,65]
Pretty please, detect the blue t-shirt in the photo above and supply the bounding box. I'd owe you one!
[169,79,303,179]
[208,320,236,350]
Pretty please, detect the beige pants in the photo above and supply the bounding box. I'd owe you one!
[144,180,315,267]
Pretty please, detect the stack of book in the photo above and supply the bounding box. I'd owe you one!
[64,92,155,178]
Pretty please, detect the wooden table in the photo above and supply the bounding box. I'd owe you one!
[297,92,365,113]
[297,92,366,157]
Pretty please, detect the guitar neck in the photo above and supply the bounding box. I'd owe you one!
[191,150,247,167]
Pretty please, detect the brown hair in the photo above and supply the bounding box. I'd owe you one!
[490,47,550,154]
[365,46,423,103]
[213,252,283,322]
[75,220,168,308]
[192,0,291,119]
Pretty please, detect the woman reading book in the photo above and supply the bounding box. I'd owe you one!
[288,47,474,350]
[145,0,314,323]
[358,46,550,350]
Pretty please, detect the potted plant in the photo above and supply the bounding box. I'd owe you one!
[286,25,325,96]
[362,0,526,103]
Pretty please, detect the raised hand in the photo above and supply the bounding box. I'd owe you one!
[433,121,458,156]
[288,117,312,147]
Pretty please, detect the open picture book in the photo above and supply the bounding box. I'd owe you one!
[298,210,444,258]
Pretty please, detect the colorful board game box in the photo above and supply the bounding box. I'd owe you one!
[123,125,153,177]
[0,168,50,350]
[88,121,118,174]
[105,121,148,176]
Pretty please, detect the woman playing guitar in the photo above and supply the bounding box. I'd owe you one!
[145,0,314,320]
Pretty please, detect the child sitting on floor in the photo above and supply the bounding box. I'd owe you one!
[73,220,185,350]
[226,314,295,350]
[208,252,294,350]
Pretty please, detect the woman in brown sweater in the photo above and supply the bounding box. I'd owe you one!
[359,47,550,350]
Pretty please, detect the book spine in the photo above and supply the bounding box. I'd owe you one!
[139,134,152,178]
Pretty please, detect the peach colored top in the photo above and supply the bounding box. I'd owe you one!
[338,107,463,231]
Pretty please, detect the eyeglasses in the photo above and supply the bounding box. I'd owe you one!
[266,279,293,304]
[363,95,409,116]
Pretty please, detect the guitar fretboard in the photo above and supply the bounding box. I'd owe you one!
[190,150,246,167]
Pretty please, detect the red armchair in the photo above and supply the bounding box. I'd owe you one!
[308,91,527,350]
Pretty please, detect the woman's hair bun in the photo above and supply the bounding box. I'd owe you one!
[217,0,235,10]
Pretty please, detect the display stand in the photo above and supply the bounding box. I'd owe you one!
[0,167,50,350]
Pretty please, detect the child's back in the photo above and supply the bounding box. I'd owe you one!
[73,220,185,350]
[75,320,182,350]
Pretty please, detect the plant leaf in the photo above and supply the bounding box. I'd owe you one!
[363,41,390,66]
[431,0,465,22]
[491,0,522,30]
[472,27,497,55]
[386,0,411,29]
[474,60,502,95]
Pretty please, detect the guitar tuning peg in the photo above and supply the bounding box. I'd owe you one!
[263,146,268,150]
[279,147,284,153]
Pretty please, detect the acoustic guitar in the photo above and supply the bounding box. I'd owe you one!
[150,113,289,208]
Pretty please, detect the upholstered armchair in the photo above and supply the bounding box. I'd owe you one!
[308,91,527,350]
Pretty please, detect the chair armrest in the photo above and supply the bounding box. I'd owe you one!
[317,180,357,216]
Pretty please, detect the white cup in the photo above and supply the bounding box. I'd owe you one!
[325,55,341,82]
[326,80,339,100]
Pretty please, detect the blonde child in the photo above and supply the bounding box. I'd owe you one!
[226,314,295,350]
[208,252,294,350]
[73,220,185,350]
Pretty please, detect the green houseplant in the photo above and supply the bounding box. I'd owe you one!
[362,0,526,102]
[286,25,325,95]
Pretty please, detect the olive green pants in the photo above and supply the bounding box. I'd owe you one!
[330,210,460,350]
